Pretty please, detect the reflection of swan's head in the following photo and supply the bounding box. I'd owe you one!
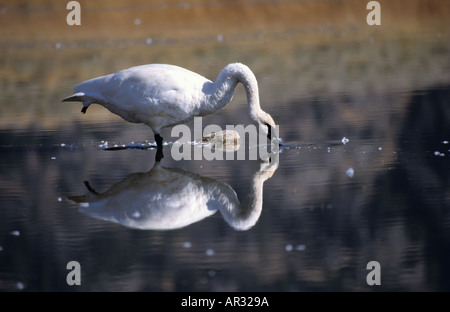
[219,158,278,231]
[68,158,278,231]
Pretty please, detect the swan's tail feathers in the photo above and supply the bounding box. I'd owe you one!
[67,181,100,203]
[67,195,87,203]
[61,91,86,102]
[62,92,95,114]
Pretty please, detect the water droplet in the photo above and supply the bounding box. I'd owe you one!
[342,137,349,145]
[183,241,192,248]
[346,167,354,177]
[16,282,25,290]
[10,230,20,236]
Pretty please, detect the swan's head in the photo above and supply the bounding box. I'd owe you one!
[258,111,278,143]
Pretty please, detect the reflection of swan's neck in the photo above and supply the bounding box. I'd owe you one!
[220,163,275,231]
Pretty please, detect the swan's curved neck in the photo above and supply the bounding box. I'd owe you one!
[210,63,262,122]
[219,164,273,231]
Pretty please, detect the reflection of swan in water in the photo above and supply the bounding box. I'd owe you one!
[68,159,277,231]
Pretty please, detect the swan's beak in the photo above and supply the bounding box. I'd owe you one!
[265,124,282,147]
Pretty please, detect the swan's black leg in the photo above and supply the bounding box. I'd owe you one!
[83,181,99,195]
[155,147,164,162]
[266,124,272,142]
[154,133,164,162]
[155,133,163,149]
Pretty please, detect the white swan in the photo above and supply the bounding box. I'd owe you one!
[62,63,277,148]
[67,159,278,231]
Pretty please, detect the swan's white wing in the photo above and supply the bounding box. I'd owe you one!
[74,64,211,130]
[74,165,227,230]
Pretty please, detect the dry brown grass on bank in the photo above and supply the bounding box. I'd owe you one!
[1,0,449,44]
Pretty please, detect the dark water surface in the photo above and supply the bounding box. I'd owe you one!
[1,1,450,292]
[1,86,449,291]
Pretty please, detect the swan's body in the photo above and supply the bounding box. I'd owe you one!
[63,63,276,148]
[68,159,277,231]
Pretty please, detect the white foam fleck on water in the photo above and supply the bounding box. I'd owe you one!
[285,244,293,252]
[10,230,20,236]
[183,241,192,248]
[342,137,349,145]
[296,244,306,251]
[206,248,215,256]
[346,167,354,177]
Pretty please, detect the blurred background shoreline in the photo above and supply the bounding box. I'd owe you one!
[1,0,449,44]
[1,0,449,129]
